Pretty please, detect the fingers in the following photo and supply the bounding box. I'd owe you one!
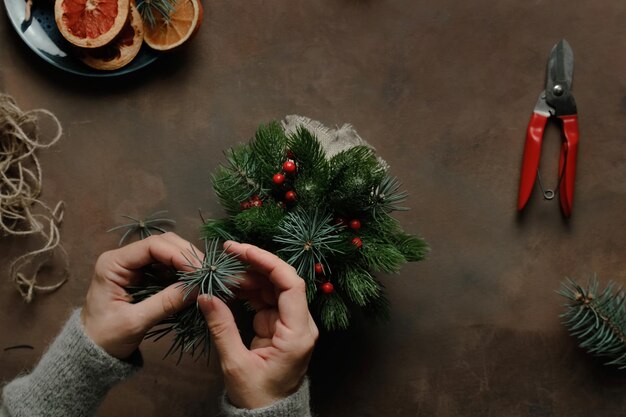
[197,294,249,365]
[108,233,202,273]
[133,282,193,329]
[225,241,310,331]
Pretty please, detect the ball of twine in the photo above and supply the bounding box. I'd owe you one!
[0,93,68,302]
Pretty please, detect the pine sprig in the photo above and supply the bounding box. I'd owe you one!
[137,0,176,28]
[368,175,409,217]
[127,238,246,362]
[178,239,246,302]
[107,210,176,246]
[274,209,344,297]
[212,146,265,214]
[559,277,626,368]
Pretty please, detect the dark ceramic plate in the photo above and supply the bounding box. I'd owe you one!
[3,0,159,77]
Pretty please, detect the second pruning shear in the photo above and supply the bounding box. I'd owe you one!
[517,39,579,218]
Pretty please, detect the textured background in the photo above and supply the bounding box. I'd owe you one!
[2,1,626,416]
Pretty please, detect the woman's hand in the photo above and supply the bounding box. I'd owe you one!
[81,232,199,359]
[198,241,319,409]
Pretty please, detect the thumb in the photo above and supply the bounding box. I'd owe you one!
[133,283,192,330]
[198,295,248,364]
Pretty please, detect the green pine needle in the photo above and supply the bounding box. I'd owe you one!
[128,239,246,363]
[178,239,247,302]
[137,0,176,28]
[274,209,344,297]
[318,292,350,330]
[368,175,409,217]
[559,277,626,369]
[337,267,381,307]
[107,210,176,247]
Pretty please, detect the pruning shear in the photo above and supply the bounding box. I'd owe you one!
[517,39,579,218]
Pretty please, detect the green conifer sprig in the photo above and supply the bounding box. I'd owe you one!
[136,0,176,28]
[274,209,344,297]
[107,210,176,246]
[559,277,626,368]
[178,239,246,302]
[127,238,246,362]
[368,175,409,217]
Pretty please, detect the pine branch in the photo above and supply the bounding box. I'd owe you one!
[107,210,176,246]
[559,277,626,368]
[337,266,381,307]
[318,292,350,330]
[250,122,288,180]
[128,239,246,362]
[137,0,176,27]
[368,175,409,217]
[274,209,344,299]
[178,239,246,302]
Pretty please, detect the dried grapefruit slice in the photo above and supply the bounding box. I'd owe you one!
[79,1,144,70]
[55,0,130,48]
[143,0,202,51]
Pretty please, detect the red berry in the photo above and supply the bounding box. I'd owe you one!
[285,190,297,202]
[240,201,251,210]
[251,195,261,201]
[287,150,295,159]
[321,282,334,294]
[314,263,324,275]
[273,173,285,185]
[251,199,263,207]
[352,237,363,249]
[283,161,297,174]
[349,219,361,231]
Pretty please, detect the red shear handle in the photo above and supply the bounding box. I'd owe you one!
[558,115,579,218]
[518,112,549,211]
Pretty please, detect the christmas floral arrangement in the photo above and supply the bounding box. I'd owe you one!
[128,116,428,360]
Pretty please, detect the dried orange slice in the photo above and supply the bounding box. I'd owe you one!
[55,0,129,48]
[143,0,202,51]
[79,1,143,70]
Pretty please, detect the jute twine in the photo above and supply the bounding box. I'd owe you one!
[0,93,68,302]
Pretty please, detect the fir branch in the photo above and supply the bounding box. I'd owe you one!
[318,291,350,330]
[559,277,626,368]
[368,175,409,217]
[233,203,285,246]
[177,239,246,302]
[337,266,381,307]
[359,239,406,273]
[393,232,429,263]
[274,209,344,298]
[328,146,387,213]
[287,127,330,180]
[212,145,265,215]
[250,122,288,180]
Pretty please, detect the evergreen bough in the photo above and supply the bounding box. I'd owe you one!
[559,277,626,369]
[203,121,429,331]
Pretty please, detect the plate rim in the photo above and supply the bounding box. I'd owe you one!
[3,0,160,78]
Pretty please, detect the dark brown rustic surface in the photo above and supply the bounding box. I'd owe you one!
[2,1,626,416]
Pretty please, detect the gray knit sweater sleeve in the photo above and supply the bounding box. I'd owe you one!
[221,379,312,417]
[0,309,141,417]
[1,310,312,417]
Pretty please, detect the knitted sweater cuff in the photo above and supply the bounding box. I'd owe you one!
[2,309,141,417]
[220,378,311,417]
